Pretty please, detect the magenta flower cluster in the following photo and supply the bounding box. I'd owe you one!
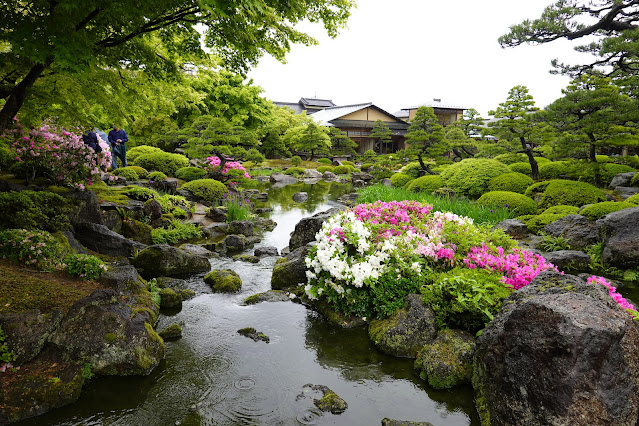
[587,275,636,312]
[205,156,251,179]
[463,243,560,290]
[4,122,111,188]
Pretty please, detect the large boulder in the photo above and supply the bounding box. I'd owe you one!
[132,244,210,278]
[271,244,313,291]
[541,250,591,273]
[74,222,146,257]
[228,220,254,236]
[494,219,529,240]
[269,172,298,184]
[473,271,639,426]
[543,214,598,250]
[368,294,438,358]
[414,329,475,390]
[64,189,103,226]
[254,246,279,257]
[204,269,242,293]
[0,310,64,364]
[304,168,323,179]
[49,289,165,376]
[98,264,144,292]
[596,206,639,268]
[615,186,639,199]
[224,234,247,253]
[289,207,342,250]
[121,219,154,245]
[322,171,338,181]
[609,172,636,189]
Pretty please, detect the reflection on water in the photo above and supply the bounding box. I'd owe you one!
[15,181,478,426]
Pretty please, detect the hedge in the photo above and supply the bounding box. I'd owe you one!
[487,172,534,194]
[406,175,444,194]
[440,158,511,198]
[181,179,228,203]
[476,191,537,215]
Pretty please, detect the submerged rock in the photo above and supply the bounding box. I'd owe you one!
[368,294,438,358]
[204,269,242,293]
[237,327,269,343]
[297,384,347,414]
[381,420,434,426]
[158,324,182,341]
[244,290,291,305]
[414,329,475,390]
[233,254,260,263]
[473,271,639,426]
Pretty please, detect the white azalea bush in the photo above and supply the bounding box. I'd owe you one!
[303,201,518,319]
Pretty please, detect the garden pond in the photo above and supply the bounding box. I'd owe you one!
[27,179,639,426]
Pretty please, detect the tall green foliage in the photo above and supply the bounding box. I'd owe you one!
[405,107,447,174]
[369,120,392,153]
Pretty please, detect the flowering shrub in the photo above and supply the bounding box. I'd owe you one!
[0,229,65,271]
[587,275,637,316]
[64,254,108,280]
[3,121,111,188]
[205,156,251,179]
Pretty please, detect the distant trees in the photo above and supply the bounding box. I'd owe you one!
[370,120,392,153]
[405,107,446,175]
[327,127,358,156]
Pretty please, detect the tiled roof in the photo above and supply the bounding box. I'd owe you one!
[273,102,305,115]
[404,100,466,110]
[299,97,336,107]
[309,103,374,125]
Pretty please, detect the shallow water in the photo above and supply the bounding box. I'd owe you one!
[16,181,479,426]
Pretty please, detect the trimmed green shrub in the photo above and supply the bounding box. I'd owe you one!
[175,166,206,182]
[151,220,202,245]
[181,179,228,203]
[626,194,639,205]
[598,163,635,185]
[440,158,511,198]
[283,167,305,176]
[245,148,265,164]
[488,172,534,194]
[290,156,302,166]
[621,155,639,168]
[360,163,373,171]
[345,164,357,172]
[123,185,158,201]
[112,167,140,181]
[524,180,552,199]
[536,157,551,164]
[317,158,332,164]
[133,152,189,176]
[148,171,168,181]
[537,180,606,210]
[333,165,350,174]
[390,173,413,188]
[406,175,444,194]
[541,205,580,215]
[363,149,377,161]
[509,162,532,175]
[341,160,355,167]
[64,254,107,280]
[539,161,571,180]
[126,166,149,179]
[596,155,613,163]
[127,145,163,163]
[579,201,636,220]
[631,172,639,187]
[401,162,423,179]
[493,153,528,165]
[0,190,70,232]
[0,145,13,171]
[477,191,537,215]
[317,165,334,173]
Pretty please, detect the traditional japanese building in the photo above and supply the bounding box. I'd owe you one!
[395,98,466,126]
[273,97,337,115]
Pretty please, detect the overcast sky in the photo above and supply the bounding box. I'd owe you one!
[247,0,590,118]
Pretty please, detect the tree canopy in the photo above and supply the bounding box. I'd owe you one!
[405,107,447,174]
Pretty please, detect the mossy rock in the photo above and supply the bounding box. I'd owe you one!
[579,201,636,220]
[244,290,290,305]
[406,175,443,194]
[121,219,154,245]
[476,191,537,215]
[237,327,269,343]
[159,287,182,309]
[158,324,182,341]
[487,172,534,194]
[204,269,242,293]
[414,329,475,389]
[233,254,260,263]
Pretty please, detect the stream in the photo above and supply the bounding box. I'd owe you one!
[16,181,480,426]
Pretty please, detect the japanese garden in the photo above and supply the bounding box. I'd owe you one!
[3,1,639,425]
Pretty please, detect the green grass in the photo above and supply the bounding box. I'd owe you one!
[356,185,512,225]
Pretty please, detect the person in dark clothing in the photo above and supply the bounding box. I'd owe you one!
[108,125,128,169]
[82,130,103,153]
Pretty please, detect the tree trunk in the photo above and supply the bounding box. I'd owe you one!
[520,137,539,180]
[0,62,49,129]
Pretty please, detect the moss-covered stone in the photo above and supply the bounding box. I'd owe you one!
[316,390,348,414]
[121,219,154,245]
[204,269,242,293]
[158,324,182,341]
[159,287,182,309]
[232,254,260,263]
[414,329,475,389]
[237,327,270,343]
[244,290,290,305]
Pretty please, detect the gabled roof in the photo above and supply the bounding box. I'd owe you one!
[299,97,336,108]
[403,100,466,111]
[311,102,407,127]
[273,101,305,115]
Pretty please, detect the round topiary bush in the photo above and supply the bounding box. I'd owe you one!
[126,166,149,179]
[477,191,537,215]
[390,172,413,188]
[290,155,302,167]
[401,162,423,179]
[524,180,553,199]
[341,160,355,168]
[509,162,532,175]
[440,158,511,198]
[333,165,350,175]
[124,186,158,201]
[112,167,140,181]
[175,166,207,182]
[537,180,606,210]
[148,171,168,181]
[133,152,190,176]
[406,175,444,194]
[488,172,534,194]
[317,158,332,164]
[539,161,571,180]
[579,201,636,220]
[127,145,163,163]
[493,153,528,165]
[283,167,305,176]
[317,165,334,174]
[360,163,373,171]
[517,205,580,234]
[541,205,581,215]
[181,179,228,203]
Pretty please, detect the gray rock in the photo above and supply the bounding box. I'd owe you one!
[292,192,308,202]
[322,171,338,180]
[233,254,260,263]
[64,190,103,226]
[143,199,163,220]
[368,294,438,358]
[253,217,277,232]
[158,324,182,341]
[204,269,242,293]
[543,214,598,249]
[74,222,147,257]
[614,186,639,199]
[98,264,144,292]
[155,277,188,290]
[269,172,298,184]
[381,178,392,187]
[60,230,90,254]
[415,329,475,389]
[100,210,122,233]
[49,289,165,376]
[244,290,290,304]
[255,207,273,214]
[609,172,637,189]
[202,222,228,238]
[228,220,254,236]
[176,189,197,202]
[255,176,270,183]
[206,207,228,222]
[224,234,247,252]
[473,271,639,426]
[495,219,529,240]
[132,244,210,279]
[596,205,639,268]
[298,384,347,414]
[179,243,214,257]
[352,179,366,188]
[271,244,314,291]
[289,207,342,250]
[0,310,64,364]
[150,179,177,194]
[159,287,182,309]
[352,172,373,182]
[304,168,323,178]
[255,246,279,257]
[541,250,592,273]
[381,419,434,426]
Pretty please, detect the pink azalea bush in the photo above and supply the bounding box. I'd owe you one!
[587,275,638,316]
[205,155,251,179]
[2,121,111,188]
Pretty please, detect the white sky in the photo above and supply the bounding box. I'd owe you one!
[247,0,591,118]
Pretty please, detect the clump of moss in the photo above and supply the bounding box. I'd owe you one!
[204,269,242,293]
[579,201,636,220]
